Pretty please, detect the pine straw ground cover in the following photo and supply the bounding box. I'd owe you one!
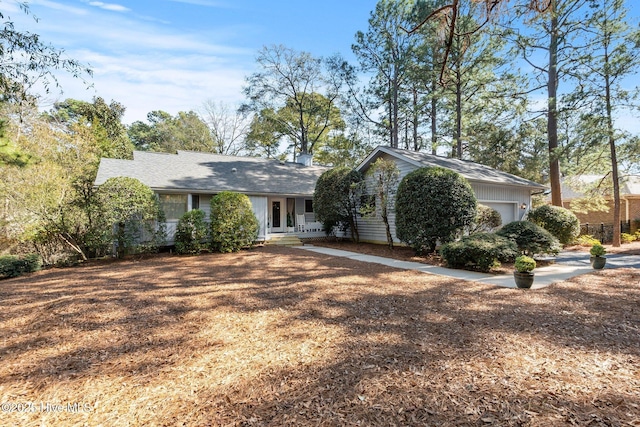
[0,247,639,427]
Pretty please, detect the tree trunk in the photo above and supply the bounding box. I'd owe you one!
[350,215,360,243]
[391,66,400,149]
[117,222,126,258]
[413,87,419,151]
[548,0,563,207]
[455,67,462,159]
[404,117,409,150]
[604,34,621,247]
[431,75,438,155]
[379,183,394,249]
[298,97,308,154]
[388,80,394,147]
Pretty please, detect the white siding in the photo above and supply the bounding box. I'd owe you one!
[249,196,268,240]
[163,221,178,245]
[356,154,534,244]
[473,183,531,224]
[198,195,213,219]
[356,154,415,244]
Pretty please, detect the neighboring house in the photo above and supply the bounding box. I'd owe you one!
[561,175,640,232]
[94,150,328,243]
[354,146,547,245]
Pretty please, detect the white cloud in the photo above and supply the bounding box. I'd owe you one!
[12,0,256,123]
[43,47,251,123]
[87,2,130,13]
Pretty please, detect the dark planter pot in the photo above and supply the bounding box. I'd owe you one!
[514,271,534,289]
[590,256,606,270]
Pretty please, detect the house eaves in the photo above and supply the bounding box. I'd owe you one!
[357,146,547,190]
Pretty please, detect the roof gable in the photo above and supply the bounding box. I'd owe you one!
[357,146,546,190]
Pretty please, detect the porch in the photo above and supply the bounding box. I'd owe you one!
[266,196,323,237]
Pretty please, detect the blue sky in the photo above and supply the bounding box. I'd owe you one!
[2,0,639,135]
[2,0,378,123]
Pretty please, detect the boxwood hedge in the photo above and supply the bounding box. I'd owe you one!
[395,167,476,254]
[440,233,518,272]
[527,204,580,244]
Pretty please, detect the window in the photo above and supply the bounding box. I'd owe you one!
[191,194,200,210]
[305,199,313,213]
[158,194,187,220]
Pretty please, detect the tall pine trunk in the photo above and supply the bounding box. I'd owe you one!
[391,66,400,148]
[455,66,462,159]
[412,87,419,151]
[603,19,621,247]
[431,70,438,155]
[548,0,563,207]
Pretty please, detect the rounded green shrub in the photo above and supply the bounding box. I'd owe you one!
[395,167,477,253]
[0,254,42,279]
[469,204,502,233]
[497,221,561,256]
[175,209,208,255]
[210,192,259,253]
[590,243,606,257]
[313,167,364,236]
[440,233,518,272]
[97,177,165,257]
[527,204,580,245]
[515,255,536,273]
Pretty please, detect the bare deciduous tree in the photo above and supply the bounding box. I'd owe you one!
[200,100,250,156]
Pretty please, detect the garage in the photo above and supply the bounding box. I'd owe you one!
[482,201,518,225]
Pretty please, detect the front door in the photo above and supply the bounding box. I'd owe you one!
[270,198,285,233]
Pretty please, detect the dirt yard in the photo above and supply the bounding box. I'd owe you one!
[1,246,639,426]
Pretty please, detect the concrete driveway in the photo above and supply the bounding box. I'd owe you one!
[297,246,640,289]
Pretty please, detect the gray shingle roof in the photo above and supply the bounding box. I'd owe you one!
[561,174,640,199]
[358,146,546,190]
[95,151,329,196]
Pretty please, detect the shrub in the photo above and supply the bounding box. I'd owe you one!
[576,234,600,247]
[515,255,536,273]
[621,233,635,244]
[590,243,606,257]
[313,167,364,239]
[527,204,580,245]
[0,254,42,279]
[97,177,166,257]
[210,192,259,253]
[175,209,208,254]
[395,167,477,253]
[497,221,561,256]
[440,233,518,272]
[468,204,502,233]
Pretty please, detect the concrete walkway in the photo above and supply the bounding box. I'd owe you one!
[296,245,640,289]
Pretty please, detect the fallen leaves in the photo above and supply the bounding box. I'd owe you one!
[0,247,638,426]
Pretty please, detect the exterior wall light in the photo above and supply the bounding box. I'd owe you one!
[520,203,528,210]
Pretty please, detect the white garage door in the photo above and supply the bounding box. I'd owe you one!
[483,202,517,225]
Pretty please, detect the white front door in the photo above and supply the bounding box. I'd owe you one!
[270,198,286,233]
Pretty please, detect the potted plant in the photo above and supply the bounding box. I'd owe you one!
[286,212,295,233]
[514,255,536,289]
[589,243,606,269]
